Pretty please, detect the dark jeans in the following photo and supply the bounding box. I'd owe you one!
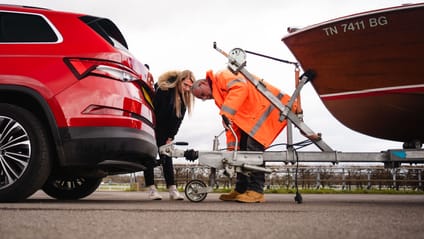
[234,131,265,194]
[144,154,175,188]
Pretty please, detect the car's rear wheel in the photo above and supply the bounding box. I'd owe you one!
[42,175,103,200]
[0,103,52,202]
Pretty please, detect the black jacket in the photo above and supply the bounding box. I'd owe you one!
[153,86,186,146]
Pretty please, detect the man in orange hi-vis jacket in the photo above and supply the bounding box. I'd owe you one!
[191,69,297,203]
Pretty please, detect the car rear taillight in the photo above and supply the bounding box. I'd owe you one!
[64,57,155,109]
[64,57,139,82]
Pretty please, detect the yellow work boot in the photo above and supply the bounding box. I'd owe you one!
[219,190,241,201]
[235,190,265,203]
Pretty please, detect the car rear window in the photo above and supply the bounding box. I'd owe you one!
[0,11,58,42]
[80,15,128,49]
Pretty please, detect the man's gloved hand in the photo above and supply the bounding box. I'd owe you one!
[221,114,232,129]
[184,149,198,162]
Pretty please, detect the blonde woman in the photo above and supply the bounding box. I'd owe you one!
[145,70,195,200]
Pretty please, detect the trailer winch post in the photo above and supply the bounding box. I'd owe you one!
[212,42,332,152]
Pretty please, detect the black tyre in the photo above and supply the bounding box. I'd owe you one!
[0,103,52,202]
[42,175,102,200]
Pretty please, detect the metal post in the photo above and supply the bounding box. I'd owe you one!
[286,168,290,190]
[392,168,397,190]
[209,135,219,188]
[287,120,293,150]
[286,120,295,165]
[367,170,372,189]
[316,168,321,189]
[191,167,195,180]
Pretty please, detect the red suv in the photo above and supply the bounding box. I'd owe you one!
[0,5,157,201]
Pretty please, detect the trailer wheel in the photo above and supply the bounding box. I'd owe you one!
[184,179,207,202]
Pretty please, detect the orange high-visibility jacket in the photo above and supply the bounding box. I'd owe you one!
[208,69,297,148]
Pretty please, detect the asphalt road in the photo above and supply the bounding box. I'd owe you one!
[1,191,423,239]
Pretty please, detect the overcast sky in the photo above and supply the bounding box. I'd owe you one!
[5,0,414,152]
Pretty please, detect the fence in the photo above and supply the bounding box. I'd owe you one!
[174,164,424,191]
[104,164,424,191]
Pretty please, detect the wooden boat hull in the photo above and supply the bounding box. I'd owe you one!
[282,3,424,147]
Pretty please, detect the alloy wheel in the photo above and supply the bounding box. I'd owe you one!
[0,116,31,190]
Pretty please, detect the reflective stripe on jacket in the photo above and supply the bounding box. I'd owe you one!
[210,69,297,148]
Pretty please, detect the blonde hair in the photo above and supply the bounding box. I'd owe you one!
[157,70,195,118]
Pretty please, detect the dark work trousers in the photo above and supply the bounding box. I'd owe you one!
[144,154,175,188]
[234,130,266,194]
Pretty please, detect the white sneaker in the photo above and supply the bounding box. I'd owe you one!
[148,185,162,200]
[169,185,184,200]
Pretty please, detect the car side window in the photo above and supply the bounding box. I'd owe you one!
[0,12,58,42]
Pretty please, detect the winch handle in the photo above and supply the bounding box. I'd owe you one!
[213,42,228,57]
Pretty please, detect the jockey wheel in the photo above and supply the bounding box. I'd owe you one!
[184,179,208,202]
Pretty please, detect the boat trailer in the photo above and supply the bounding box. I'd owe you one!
[159,43,424,203]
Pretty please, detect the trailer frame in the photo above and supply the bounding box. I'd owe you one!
[160,43,424,202]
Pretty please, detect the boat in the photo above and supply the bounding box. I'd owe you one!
[282,3,424,149]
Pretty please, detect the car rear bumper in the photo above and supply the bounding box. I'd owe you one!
[58,126,157,171]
